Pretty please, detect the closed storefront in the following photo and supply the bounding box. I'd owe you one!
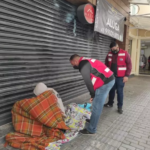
[0,0,113,126]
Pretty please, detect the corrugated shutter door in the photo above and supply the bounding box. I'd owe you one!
[0,0,113,126]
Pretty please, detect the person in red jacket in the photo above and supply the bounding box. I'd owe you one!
[104,42,132,114]
[70,54,115,134]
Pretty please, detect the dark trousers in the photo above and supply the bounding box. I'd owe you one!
[108,77,125,108]
[149,63,150,70]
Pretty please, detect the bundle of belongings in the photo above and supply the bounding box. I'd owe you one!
[5,83,91,150]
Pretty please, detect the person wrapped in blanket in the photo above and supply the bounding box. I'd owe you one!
[5,84,70,150]
[34,82,66,117]
[5,82,91,150]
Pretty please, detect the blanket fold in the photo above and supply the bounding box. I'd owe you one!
[5,90,70,150]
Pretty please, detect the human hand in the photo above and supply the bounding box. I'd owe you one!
[90,98,93,103]
[123,77,128,83]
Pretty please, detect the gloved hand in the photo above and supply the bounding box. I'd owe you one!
[78,103,92,111]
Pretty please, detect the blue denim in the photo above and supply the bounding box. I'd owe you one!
[86,79,115,133]
[108,77,125,108]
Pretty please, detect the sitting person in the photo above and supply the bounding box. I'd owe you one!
[34,82,66,116]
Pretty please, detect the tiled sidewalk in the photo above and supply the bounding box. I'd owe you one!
[61,76,150,150]
[1,76,150,150]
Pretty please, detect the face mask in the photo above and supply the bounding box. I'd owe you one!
[111,49,118,54]
[73,66,79,69]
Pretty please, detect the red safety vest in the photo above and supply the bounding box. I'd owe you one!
[107,49,127,77]
[79,57,113,90]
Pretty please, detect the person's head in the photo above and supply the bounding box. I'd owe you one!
[110,42,119,54]
[33,82,48,96]
[70,54,80,69]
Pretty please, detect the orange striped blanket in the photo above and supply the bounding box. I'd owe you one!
[5,90,70,150]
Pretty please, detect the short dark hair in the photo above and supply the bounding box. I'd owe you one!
[110,42,118,48]
[70,54,80,61]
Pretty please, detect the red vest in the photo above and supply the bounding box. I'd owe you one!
[79,57,113,90]
[107,49,127,77]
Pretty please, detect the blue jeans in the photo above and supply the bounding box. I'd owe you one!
[108,77,125,108]
[86,79,115,133]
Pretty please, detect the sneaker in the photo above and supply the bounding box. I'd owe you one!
[118,108,123,114]
[104,103,113,108]
[86,119,90,123]
[80,129,94,135]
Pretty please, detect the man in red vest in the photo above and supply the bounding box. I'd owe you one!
[70,54,115,134]
[104,42,132,114]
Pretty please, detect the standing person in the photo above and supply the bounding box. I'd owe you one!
[142,54,146,70]
[148,56,150,70]
[69,54,115,135]
[104,42,132,114]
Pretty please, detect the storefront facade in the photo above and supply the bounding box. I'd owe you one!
[0,0,130,126]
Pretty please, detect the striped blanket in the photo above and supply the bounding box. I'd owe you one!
[5,90,70,150]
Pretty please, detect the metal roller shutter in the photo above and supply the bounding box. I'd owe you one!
[0,0,113,126]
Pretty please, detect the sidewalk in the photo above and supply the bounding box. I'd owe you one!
[1,76,150,150]
[61,76,150,150]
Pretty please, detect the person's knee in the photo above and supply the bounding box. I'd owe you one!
[92,103,103,112]
[117,88,123,94]
[92,105,99,111]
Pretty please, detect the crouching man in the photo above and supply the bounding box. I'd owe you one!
[70,54,115,135]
